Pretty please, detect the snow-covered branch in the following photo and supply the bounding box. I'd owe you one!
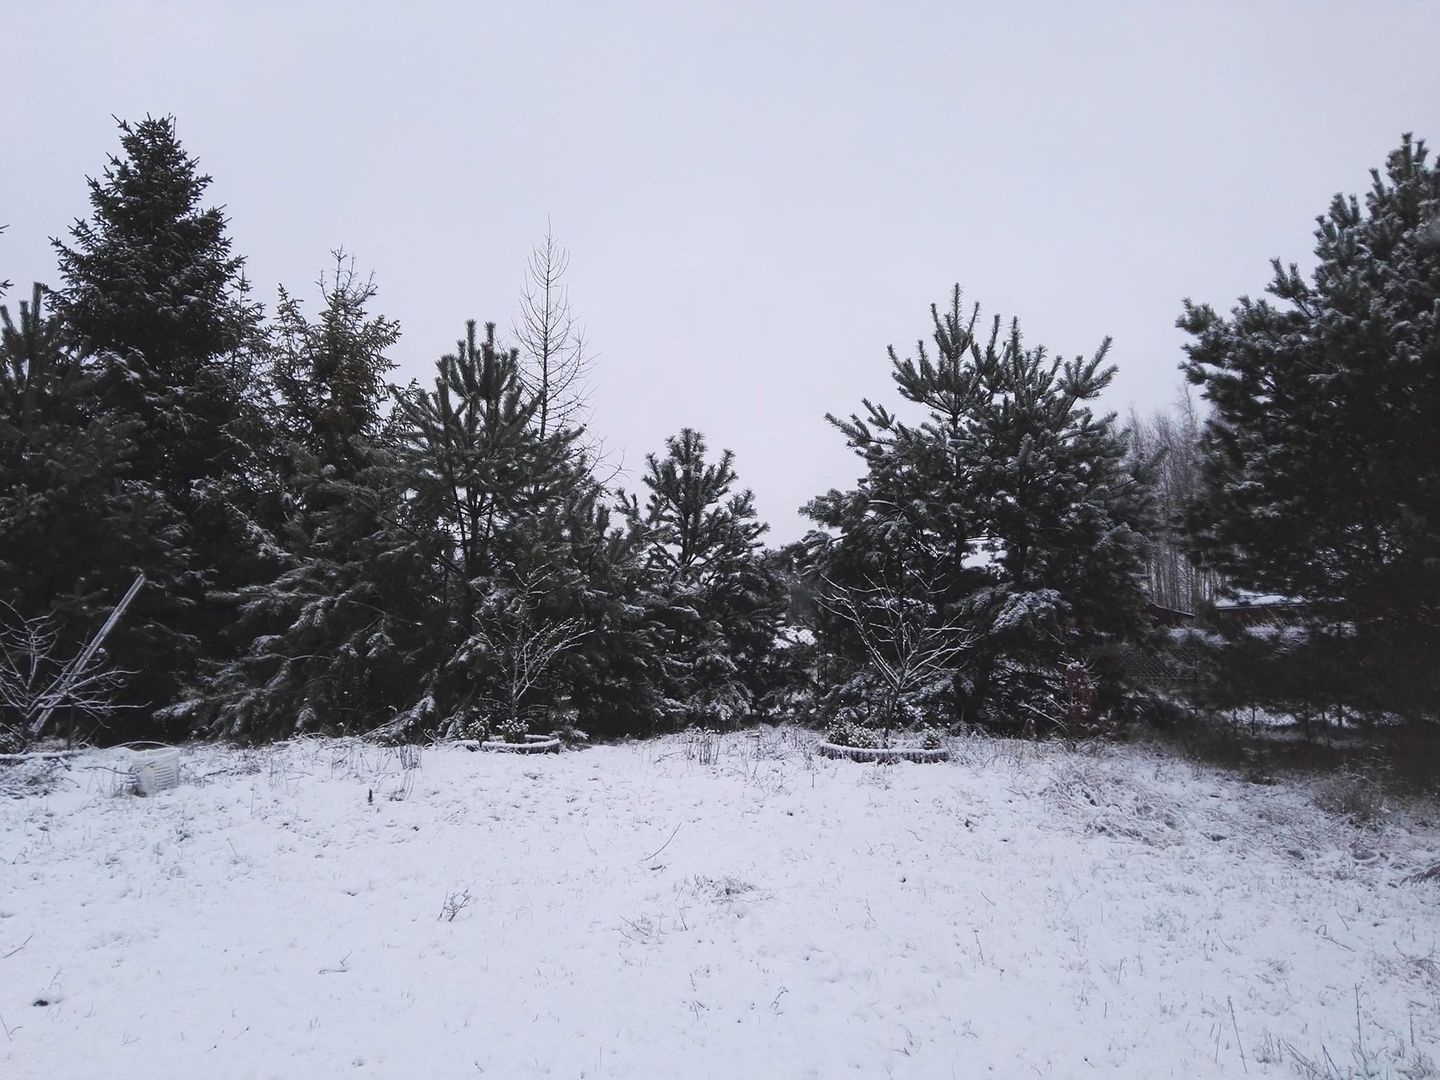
[0,602,133,750]
[464,570,591,733]
[818,574,971,732]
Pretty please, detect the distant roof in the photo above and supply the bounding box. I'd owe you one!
[1212,591,1307,611]
[1144,601,1196,620]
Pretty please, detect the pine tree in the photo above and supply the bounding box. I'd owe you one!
[397,321,575,597]
[625,429,786,726]
[48,116,274,711]
[806,287,1154,731]
[391,320,582,733]
[550,490,667,738]
[1181,134,1440,723]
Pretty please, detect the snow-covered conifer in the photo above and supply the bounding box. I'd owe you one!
[1181,133,1440,723]
[49,116,275,713]
[625,429,786,726]
[0,285,192,738]
[806,287,1154,730]
[175,261,435,738]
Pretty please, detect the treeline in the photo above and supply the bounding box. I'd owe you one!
[2,117,1437,749]
[0,117,786,747]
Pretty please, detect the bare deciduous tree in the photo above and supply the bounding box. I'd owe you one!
[513,228,592,438]
[0,603,131,751]
[819,574,971,742]
[460,571,589,737]
[1129,386,1223,613]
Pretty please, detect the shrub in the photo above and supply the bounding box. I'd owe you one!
[454,712,489,743]
[496,717,528,744]
[826,717,880,749]
[1313,771,1387,826]
[682,726,721,765]
[918,727,946,750]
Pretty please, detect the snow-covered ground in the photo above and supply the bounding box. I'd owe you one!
[2,729,1437,1079]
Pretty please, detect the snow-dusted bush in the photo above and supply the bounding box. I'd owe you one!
[918,727,945,750]
[0,600,132,750]
[453,711,490,743]
[825,717,880,749]
[548,719,589,746]
[496,717,529,745]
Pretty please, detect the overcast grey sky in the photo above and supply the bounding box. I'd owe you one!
[5,1,1437,541]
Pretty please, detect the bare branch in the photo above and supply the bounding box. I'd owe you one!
[818,572,972,733]
[461,571,591,733]
[0,596,137,751]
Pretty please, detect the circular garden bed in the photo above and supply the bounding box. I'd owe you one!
[817,741,950,764]
[476,733,561,754]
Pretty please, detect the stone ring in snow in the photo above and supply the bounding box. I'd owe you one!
[475,734,562,754]
[817,742,950,763]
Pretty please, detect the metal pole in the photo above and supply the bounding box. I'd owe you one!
[28,573,146,738]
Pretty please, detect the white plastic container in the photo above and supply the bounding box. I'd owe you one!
[129,747,180,795]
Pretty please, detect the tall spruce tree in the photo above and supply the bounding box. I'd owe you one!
[173,443,444,739]
[51,116,267,497]
[1181,134,1440,724]
[49,116,273,714]
[806,287,1154,731]
[0,285,192,738]
[625,429,786,726]
[170,259,425,739]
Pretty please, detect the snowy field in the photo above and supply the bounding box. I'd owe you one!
[2,729,1438,1079]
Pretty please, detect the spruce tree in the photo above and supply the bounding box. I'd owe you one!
[806,287,1154,731]
[171,444,444,739]
[272,251,399,478]
[50,116,267,498]
[1181,134,1440,723]
[172,259,423,739]
[49,116,274,711]
[0,285,192,737]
